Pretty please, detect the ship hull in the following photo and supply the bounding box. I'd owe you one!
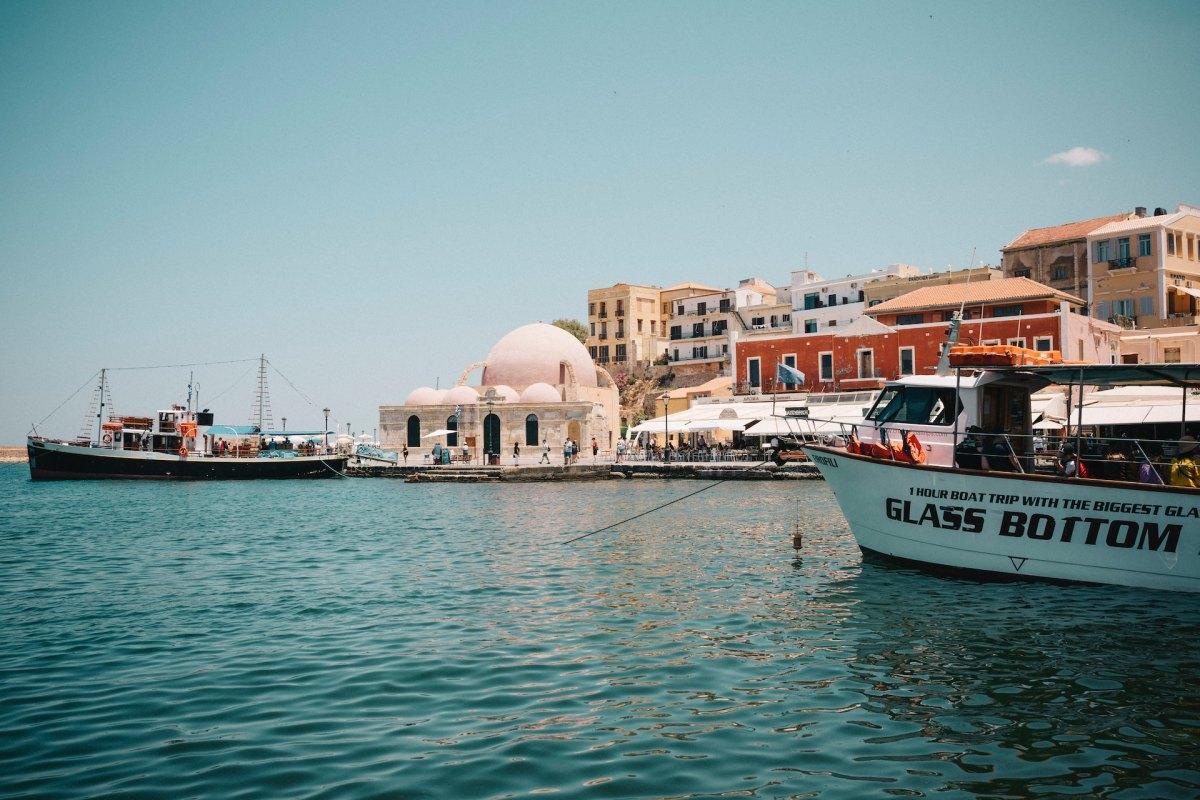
[27,439,345,480]
[802,445,1200,592]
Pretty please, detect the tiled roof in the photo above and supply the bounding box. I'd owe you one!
[1002,212,1131,250]
[866,277,1083,315]
[1088,206,1198,236]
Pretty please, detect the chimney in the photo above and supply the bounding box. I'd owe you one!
[1135,206,1147,218]
[1154,207,1168,216]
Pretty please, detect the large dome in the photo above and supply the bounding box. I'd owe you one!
[481,323,597,389]
[405,387,447,406]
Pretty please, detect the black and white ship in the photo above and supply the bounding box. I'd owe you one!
[27,357,346,480]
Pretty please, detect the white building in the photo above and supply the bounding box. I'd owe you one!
[790,263,920,334]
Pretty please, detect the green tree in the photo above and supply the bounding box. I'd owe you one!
[552,318,588,344]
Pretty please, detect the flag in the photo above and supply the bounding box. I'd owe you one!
[778,362,806,385]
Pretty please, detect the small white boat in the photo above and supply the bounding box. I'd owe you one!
[802,360,1200,592]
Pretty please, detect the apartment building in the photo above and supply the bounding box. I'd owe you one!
[666,278,777,379]
[1001,210,1138,299]
[585,284,665,367]
[1086,204,1200,330]
[790,263,919,335]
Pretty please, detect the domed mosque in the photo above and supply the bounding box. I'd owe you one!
[380,323,620,460]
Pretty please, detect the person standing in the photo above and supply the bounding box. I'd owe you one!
[591,437,599,461]
[615,438,625,464]
[513,441,520,464]
[1169,436,1199,488]
[540,438,551,464]
[402,444,408,464]
[563,438,571,466]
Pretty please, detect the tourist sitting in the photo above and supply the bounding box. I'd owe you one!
[1169,436,1199,488]
[1057,444,1087,478]
[982,433,1021,472]
[1136,444,1163,485]
[954,426,984,470]
[1101,443,1134,482]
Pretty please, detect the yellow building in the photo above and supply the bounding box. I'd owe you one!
[585,281,720,368]
[1087,204,1200,330]
[863,266,1001,308]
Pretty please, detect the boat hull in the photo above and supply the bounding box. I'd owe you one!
[27,439,345,480]
[801,445,1200,592]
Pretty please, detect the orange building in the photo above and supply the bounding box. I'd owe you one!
[733,278,1120,394]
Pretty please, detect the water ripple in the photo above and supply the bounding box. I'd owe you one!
[1,466,1198,798]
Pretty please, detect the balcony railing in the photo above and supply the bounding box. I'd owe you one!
[599,333,608,340]
[1107,256,1137,269]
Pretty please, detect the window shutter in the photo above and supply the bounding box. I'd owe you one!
[1139,296,1153,316]
[1095,302,1110,320]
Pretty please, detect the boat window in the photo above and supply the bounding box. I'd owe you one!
[865,386,960,426]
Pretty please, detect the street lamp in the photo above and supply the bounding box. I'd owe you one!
[660,392,670,463]
[322,408,330,452]
[281,416,287,432]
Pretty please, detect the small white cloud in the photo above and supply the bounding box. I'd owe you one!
[1043,146,1108,167]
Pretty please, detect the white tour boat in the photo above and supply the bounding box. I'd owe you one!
[801,357,1200,592]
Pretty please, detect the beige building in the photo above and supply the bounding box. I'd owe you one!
[381,323,621,459]
[666,278,778,379]
[1087,204,1200,330]
[585,283,664,367]
[1118,328,1200,364]
[1001,210,1138,299]
[863,265,1001,308]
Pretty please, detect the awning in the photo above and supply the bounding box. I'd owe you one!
[995,364,1200,388]
[206,425,259,437]
[684,419,747,432]
[260,430,330,437]
[1168,285,1200,300]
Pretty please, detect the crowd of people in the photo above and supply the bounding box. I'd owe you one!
[953,427,1199,488]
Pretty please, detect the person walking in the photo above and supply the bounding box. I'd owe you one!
[615,438,625,464]
[540,438,551,464]
[402,444,408,464]
[513,441,520,464]
[591,437,599,461]
[563,438,571,466]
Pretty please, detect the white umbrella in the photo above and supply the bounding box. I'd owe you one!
[685,419,748,432]
[422,428,456,438]
[1032,419,1064,430]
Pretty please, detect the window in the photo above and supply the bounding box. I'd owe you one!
[782,314,790,323]
[751,316,765,326]
[1139,296,1153,316]
[1168,233,1176,256]
[1014,269,1031,278]
[1118,237,1130,260]
[615,344,627,362]
[818,352,833,382]
[712,320,727,335]
[406,415,421,447]
[697,302,706,315]
[866,386,960,426]
[650,320,656,334]
[1113,298,1134,318]
[899,347,914,376]
[1051,265,1069,281]
[992,305,1022,317]
[599,302,607,317]
[670,325,682,340]
[598,345,609,363]
[828,295,837,306]
[588,303,595,316]
[804,319,817,333]
[858,290,865,302]
[615,323,624,338]
[589,322,595,335]
[896,313,924,325]
[1033,336,1053,352]
[1095,240,1111,261]
[692,322,704,337]
[600,323,607,338]
[719,298,731,312]
[677,305,685,315]
[857,349,874,379]
[525,414,539,446]
[636,318,643,332]
[1007,337,1026,348]
[781,354,798,388]
[615,301,624,316]
[1164,347,1182,363]
[804,292,819,310]
[981,339,1001,346]
[1139,233,1152,257]
[446,415,458,447]
[747,357,761,388]
[588,346,597,358]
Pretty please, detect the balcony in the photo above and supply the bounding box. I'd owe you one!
[599,333,608,340]
[1107,256,1137,269]
[1164,313,1199,327]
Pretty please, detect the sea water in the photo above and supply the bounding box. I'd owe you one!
[1,464,1197,799]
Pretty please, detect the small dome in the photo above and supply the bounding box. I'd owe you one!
[520,382,561,403]
[405,387,447,406]
[481,384,520,403]
[444,385,479,405]
[481,323,597,389]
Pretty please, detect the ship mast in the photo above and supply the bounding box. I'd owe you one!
[250,354,274,431]
[96,368,107,444]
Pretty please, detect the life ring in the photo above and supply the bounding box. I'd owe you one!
[101,433,113,445]
[178,445,188,458]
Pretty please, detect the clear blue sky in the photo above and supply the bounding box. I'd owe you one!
[2,1,1198,443]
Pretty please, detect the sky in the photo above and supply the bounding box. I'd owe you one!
[2,1,1198,443]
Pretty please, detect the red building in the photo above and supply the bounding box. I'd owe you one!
[733,277,1120,393]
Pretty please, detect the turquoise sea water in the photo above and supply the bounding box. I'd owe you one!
[1,464,1198,799]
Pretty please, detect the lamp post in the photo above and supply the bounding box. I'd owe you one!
[660,392,670,463]
[281,416,286,432]
[322,407,330,453]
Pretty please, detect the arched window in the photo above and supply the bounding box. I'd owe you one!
[406,415,421,447]
[525,414,539,446]
[446,415,458,447]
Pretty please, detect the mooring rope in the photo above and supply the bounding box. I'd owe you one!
[561,458,774,545]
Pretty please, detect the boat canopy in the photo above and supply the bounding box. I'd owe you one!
[989,364,1200,388]
[260,430,329,437]
[206,425,260,437]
